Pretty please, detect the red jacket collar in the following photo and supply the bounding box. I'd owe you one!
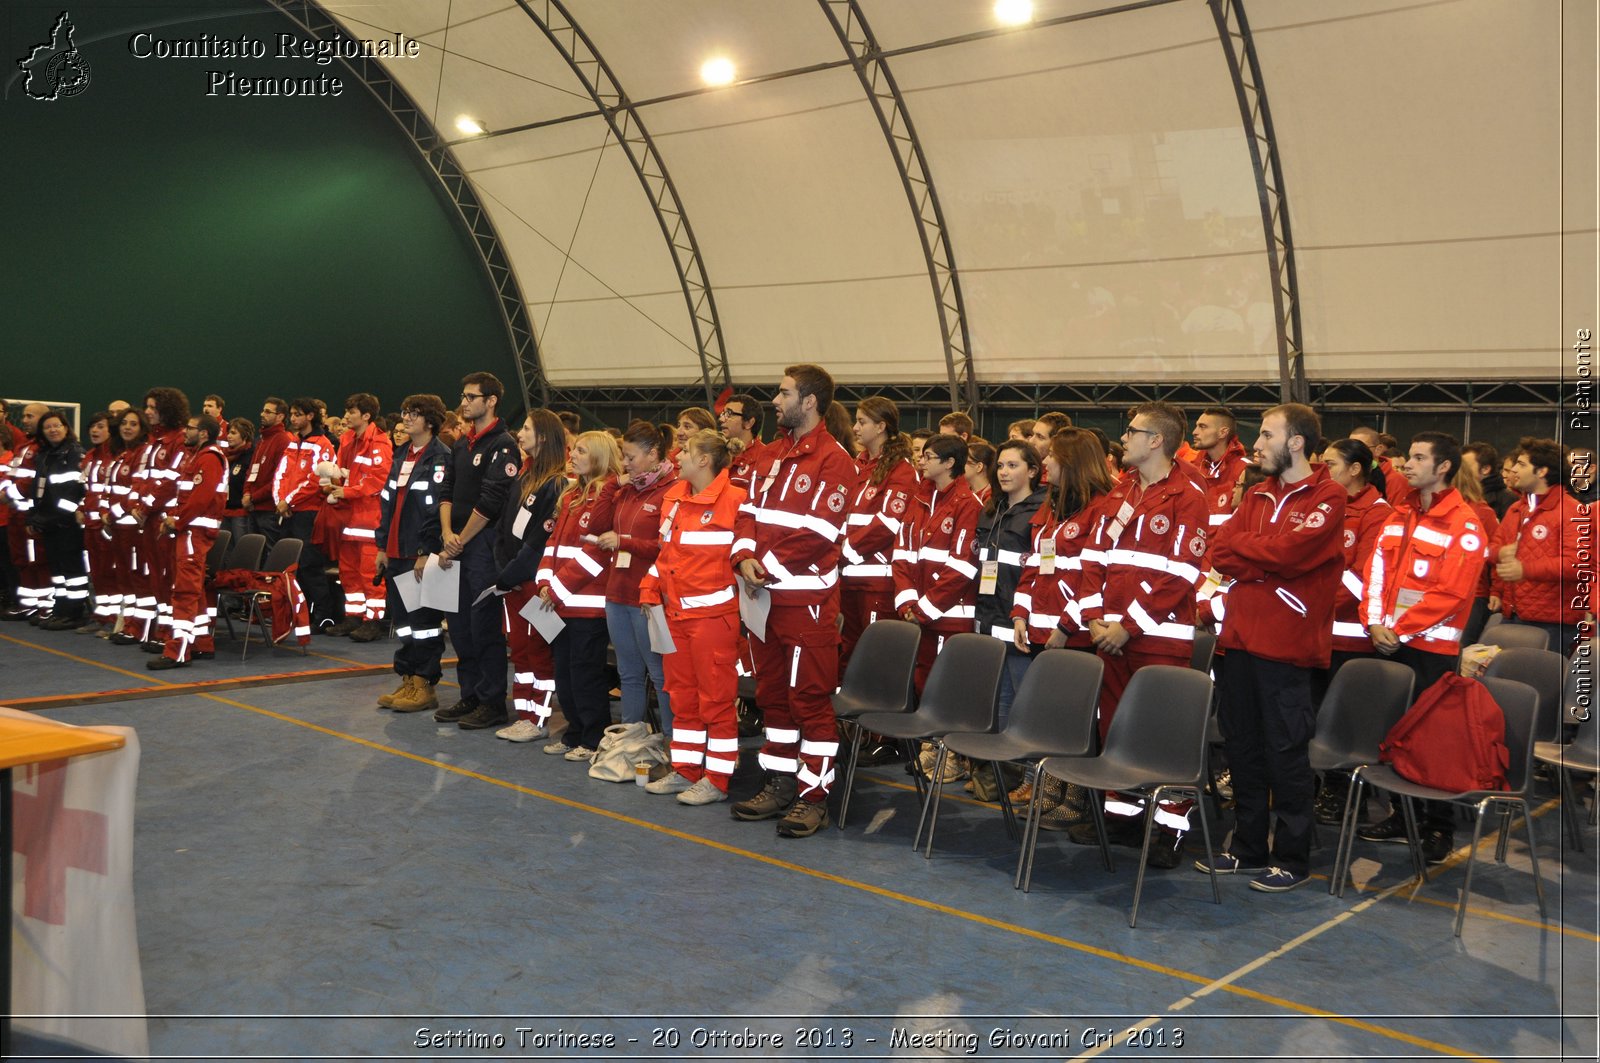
[463,417,501,445]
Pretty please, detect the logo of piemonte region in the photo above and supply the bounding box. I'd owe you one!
[17,12,92,101]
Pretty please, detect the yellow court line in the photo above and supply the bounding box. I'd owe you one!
[1,632,184,689]
[1,633,1570,1061]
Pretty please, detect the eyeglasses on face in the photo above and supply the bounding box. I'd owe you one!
[460,392,484,402]
[1123,425,1157,438]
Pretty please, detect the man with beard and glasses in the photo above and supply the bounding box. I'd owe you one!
[1200,404,1346,892]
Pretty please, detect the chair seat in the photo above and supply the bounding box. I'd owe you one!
[854,710,949,740]
[1307,737,1382,773]
[1533,741,1600,773]
[834,692,908,719]
[1039,755,1194,795]
[1358,763,1513,804]
[944,731,1089,763]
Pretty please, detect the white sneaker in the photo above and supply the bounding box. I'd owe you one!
[645,771,693,795]
[677,778,727,805]
[542,738,571,756]
[563,745,597,762]
[496,719,549,743]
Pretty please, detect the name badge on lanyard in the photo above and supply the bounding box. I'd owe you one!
[979,559,999,595]
[1040,537,1057,576]
[616,551,633,569]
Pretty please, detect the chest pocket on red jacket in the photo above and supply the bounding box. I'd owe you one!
[1407,537,1449,581]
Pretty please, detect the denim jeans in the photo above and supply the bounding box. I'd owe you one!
[605,600,672,734]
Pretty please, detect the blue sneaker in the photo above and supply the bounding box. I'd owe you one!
[1249,866,1311,892]
[1192,851,1267,875]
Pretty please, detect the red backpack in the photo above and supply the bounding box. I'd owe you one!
[1379,673,1510,792]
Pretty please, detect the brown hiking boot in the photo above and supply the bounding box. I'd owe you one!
[378,675,413,709]
[392,677,439,714]
[776,797,830,837]
[731,774,798,821]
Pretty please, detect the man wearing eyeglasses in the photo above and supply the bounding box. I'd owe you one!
[1071,401,1210,868]
[433,372,520,732]
[720,393,769,494]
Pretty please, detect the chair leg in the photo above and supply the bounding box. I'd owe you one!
[1016,780,1042,890]
[1190,786,1221,906]
[239,598,257,661]
[1332,775,1366,898]
[1129,790,1162,928]
[1493,807,1512,863]
[1400,796,1426,896]
[916,744,946,854]
[216,594,236,642]
[906,739,926,802]
[836,724,865,830]
[1088,789,1114,873]
[994,760,1019,842]
[1519,797,1548,921]
[1558,767,1585,852]
[1455,799,1492,937]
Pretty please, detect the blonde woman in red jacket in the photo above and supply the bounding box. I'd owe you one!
[640,430,747,804]
[534,431,620,760]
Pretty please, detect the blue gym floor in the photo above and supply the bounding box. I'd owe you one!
[2,623,1596,1061]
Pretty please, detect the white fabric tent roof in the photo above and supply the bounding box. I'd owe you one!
[319,0,1597,390]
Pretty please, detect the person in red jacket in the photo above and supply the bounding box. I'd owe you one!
[77,412,118,633]
[2,403,49,620]
[1188,407,1250,532]
[1072,402,1210,867]
[150,414,227,669]
[272,398,338,627]
[1200,404,1347,892]
[729,364,856,838]
[1490,437,1591,656]
[105,410,148,643]
[893,433,981,697]
[840,396,918,671]
[1361,432,1490,862]
[318,393,394,641]
[640,430,748,804]
[243,398,291,544]
[596,420,677,735]
[133,387,191,649]
[535,431,621,760]
[720,393,771,495]
[1351,426,1407,501]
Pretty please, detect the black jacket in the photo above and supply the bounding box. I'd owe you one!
[441,421,519,533]
[29,438,86,531]
[974,485,1048,649]
[493,475,565,589]
[375,437,450,559]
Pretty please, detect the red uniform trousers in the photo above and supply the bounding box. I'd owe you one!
[751,599,842,802]
[163,530,216,662]
[322,508,384,621]
[840,583,894,674]
[1098,644,1195,834]
[112,524,145,624]
[85,529,118,624]
[663,612,741,791]
[7,522,52,613]
[140,526,177,643]
[502,583,557,724]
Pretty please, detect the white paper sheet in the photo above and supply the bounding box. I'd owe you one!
[645,604,676,654]
[419,553,461,612]
[471,585,506,609]
[518,594,567,642]
[395,567,424,612]
[738,582,771,642]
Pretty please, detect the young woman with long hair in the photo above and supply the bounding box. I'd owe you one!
[489,408,569,738]
[78,411,119,633]
[535,430,622,759]
[965,440,996,507]
[106,409,149,643]
[840,396,918,672]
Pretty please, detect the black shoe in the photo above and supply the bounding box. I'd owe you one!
[1313,785,1347,826]
[147,657,187,670]
[348,619,387,643]
[110,632,141,645]
[433,698,478,723]
[41,614,80,631]
[855,741,901,767]
[323,617,361,637]
[1145,835,1186,870]
[193,650,215,660]
[141,640,164,654]
[0,608,35,622]
[1421,829,1455,865]
[28,612,46,626]
[1357,813,1411,843]
[457,704,509,730]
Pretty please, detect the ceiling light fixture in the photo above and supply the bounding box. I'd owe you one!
[455,115,487,136]
[699,56,736,87]
[993,0,1034,27]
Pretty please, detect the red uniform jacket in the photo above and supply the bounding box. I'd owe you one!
[273,433,334,513]
[730,421,855,607]
[1012,494,1107,647]
[138,428,188,523]
[1077,462,1209,660]
[641,471,746,621]
[728,437,775,495]
[81,443,115,532]
[1331,484,1391,653]
[1467,500,1500,601]
[242,423,290,510]
[4,439,41,520]
[1490,486,1591,626]
[602,466,676,606]
[107,443,146,529]
[892,477,980,633]
[1188,437,1249,531]
[841,452,918,592]
[1210,465,1347,669]
[536,477,619,618]
[173,443,227,533]
[1363,487,1489,655]
[323,421,393,532]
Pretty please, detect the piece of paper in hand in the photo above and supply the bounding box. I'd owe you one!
[419,553,461,612]
[738,582,771,641]
[519,594,567,642]
[471,585,507,609]
[395,570,424,612]
[645,604,676,654]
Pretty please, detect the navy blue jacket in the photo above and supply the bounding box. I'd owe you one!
[376,437,450,560]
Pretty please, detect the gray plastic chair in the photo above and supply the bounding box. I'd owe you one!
[1335,677,1546,936]
[1307,658,1415,889]
[913,648,1103,857]
[218,537,305,660]
[832,619,923,829]
[846,634,1006,829]
[221,532,267,574]
[1480,622,1550,652]
[1484,646,1569,743]
[203,530,232,580]
[1534,641,1600,847]
[1190,630,1217,675]
[1023,665,1220,928]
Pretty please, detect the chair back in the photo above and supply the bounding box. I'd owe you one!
[1001,649,1104,757]
[1480,623,1550,652]
[261,537,303,573]
[1564,640,1598,726]
[204,530,232,577]
[1480,677,1539,795]
[223,532,267,572]
[834,620,921,717]
[1189,630,1217,674]
[912,634,1007,735]
[1099,665,1213,787]
[1484,647,1568,744]
[1310,658,1415,769]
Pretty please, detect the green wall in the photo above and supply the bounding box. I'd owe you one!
[1,1,517,422]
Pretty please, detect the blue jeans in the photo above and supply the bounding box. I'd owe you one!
[996,650,1032,731]
[606,600,672,734]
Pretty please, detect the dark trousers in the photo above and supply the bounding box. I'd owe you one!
[281,510,337,624]
[1507,615,1586,658]
[1392,644,1459,832]
[448,532,507,710]
[552,615,611,751]
[39,523,89,620]
[386,569,444,684]
[250,508,284,548]
[1219,650,1317,875]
